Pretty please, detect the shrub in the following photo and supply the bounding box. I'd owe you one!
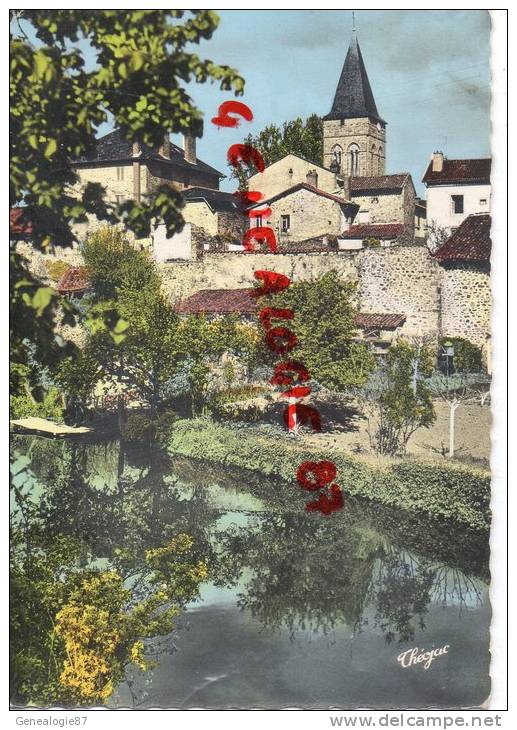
[10,387,64,421]
[44,259,71,282]
[439,337,483,373]
[120,413,154,444]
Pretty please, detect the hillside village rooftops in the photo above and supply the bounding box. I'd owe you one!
[433,214,491,263]
[182,187,241,213]
[422,158,491,186]
[350,173,411,194]
[175,288,406,329]
[340,223,404,239]
[73,129,223,178]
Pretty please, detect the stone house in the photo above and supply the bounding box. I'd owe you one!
[338,223,406,250]
[246,181,359,246]
[248,154,340,200]
[181,187,247,240]
[71,128,223,206]
[423,153,491,235]
[348,173,416,244]
[433,213,492,370]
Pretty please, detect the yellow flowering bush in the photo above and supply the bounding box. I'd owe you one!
[11,530,208,707]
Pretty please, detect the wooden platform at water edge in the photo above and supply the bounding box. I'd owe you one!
[10,417,92,439]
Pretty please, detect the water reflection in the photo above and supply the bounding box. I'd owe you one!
[10,436,490,709]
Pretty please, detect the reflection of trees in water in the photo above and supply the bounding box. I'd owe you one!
[11,436,489,660]
[218,512,487,644]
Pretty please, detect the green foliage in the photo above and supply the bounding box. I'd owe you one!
[440,336,483,373]
[10,386,64,421]
[357,341,435,455]
[10,9,243,396]
[271,271,375,391]
[232,114,323,188]
[44,259,71,282]
[363,237,381,248]
[167,419,491,532]
[120,409,178,446]
[10,453,206,706]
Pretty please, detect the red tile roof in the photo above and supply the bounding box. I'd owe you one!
[176,288,406,331]
[340,223,404,239]
[175,288,257,315]
[422,158,491,185]
[350,174,410,193]
[248,182,357,209]
[10,208,33,237]
[355,313,406,329]
[434,214,491,262]
[57,266,91,294]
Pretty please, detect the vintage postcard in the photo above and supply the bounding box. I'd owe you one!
[9,8,507,714]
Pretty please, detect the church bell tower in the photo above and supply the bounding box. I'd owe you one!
[323,30,386,178]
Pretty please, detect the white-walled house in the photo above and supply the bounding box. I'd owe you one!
[422,153,491,235]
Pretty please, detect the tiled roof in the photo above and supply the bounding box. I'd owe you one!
[183,187,241,213]
[340,223,404,239]
[350,174,410,193]
[355,313,406,329]
[248,182,358,210]
[324,34,385,125]
[10,208,33,237]
[175,288,257,315]
[73,129,223,178]
[434,214,491,263]
[422,158,491,185]
[57,266,91,294]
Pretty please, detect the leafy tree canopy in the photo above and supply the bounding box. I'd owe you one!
[232,114,323,188]
[271,270,375,391]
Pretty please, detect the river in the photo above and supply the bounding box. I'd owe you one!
[10,435,491,709]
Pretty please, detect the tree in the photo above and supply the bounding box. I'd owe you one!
[425,219,450,254]
[62,227,183,418]
[271,271,375,392]
[231,114,323,188]
[10,10,244,396]
[427,371,490,458]
[356,341,436,456]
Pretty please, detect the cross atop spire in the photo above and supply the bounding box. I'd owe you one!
[323,32,385,125]
[352,11,356,33]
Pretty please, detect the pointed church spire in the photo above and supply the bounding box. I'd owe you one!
[324,33,385,125]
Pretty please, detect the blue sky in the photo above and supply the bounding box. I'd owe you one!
[15,9,491,197]
[172,9,491,197]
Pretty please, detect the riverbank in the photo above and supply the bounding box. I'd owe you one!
[168,418,491,532]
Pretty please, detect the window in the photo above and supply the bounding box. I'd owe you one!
[347,143,360,176]
[115,194,124,205]
[281,215,290,232]
[451,194,464,214]
[479,198,487,205]
[116,166,125,181]
[255,215,263,228]
[331,145,342,167]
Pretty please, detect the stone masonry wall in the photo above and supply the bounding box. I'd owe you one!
[356,247,441,338]
[439,263,492,350]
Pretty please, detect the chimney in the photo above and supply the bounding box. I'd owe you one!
[183,132,197,165]
[132,142,140,157]
[432,151,444,173]
[159,135,171,159]
[306,169,318,188]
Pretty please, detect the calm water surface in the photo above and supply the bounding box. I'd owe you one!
[10,436,491,709]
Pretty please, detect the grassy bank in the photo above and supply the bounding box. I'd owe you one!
[168,419,491,532]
